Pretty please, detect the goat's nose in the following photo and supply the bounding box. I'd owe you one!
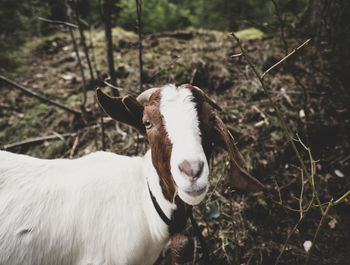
[178,160,204,181]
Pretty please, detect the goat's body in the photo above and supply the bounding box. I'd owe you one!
[0,84,261,265]
[0,150,173,265]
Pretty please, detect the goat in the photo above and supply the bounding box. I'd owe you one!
[0,84,263,265]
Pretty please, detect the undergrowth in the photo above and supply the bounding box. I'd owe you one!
[0,27,349,265]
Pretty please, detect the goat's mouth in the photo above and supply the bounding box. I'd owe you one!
[184,186,207,197]
[178,184,208,205]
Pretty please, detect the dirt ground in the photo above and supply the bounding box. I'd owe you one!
[1,28,349,265]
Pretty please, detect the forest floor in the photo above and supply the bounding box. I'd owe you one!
[0,28,349,265]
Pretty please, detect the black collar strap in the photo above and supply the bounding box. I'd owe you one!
[147,181,209,263]
[147,181,173,226]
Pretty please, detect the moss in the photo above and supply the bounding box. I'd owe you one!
[26,103,50,117]
[43,140,68,158]
[112,27,137,38]
[234,27,264,40]
[0,120,26,143]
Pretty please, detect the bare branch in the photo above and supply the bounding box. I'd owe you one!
[72,0,95,88]
[334,190,350,206]
[0,75,81,116]
[305,200,333,265]
[37,16,78,29]
[231,32,326,220]
[262,39,311,79]
[1,133,76,151]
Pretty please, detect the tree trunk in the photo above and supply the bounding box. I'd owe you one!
[102,0,119,96]
[301,0,350,90]
[49,0,67,21]
[136,0,144,92]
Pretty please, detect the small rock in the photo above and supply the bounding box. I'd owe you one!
[35,73,45,78]
[303,240,312,252]
[334,169,344,178]
[254,120,266,128]
[61,74,74,81]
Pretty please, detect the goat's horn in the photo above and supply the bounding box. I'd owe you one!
[136,87,160,105]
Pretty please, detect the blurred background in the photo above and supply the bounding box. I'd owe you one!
[0,0,349,264]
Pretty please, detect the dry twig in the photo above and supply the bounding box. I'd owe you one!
[0,75,81,116]
[37,16,78,29]
[1,133,76,151]
[230,32,350,265]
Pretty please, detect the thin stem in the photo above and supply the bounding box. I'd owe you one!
[305,200,333,265]
[73,1,95,85]
[262,39,311,79]
[273,176,283,203]
[275,196,314,265]
[275,215,305,265]
[136,0,144,92]
[334,190,350,206]
[271,200,308,213]
[69,27,87,107]
[299,169,305,218]
[231,33,324,214]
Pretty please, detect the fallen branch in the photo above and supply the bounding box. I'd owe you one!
[69,135,80,158]
[37,16,78,29]
[0,75,82,116]
[1,133,76,151]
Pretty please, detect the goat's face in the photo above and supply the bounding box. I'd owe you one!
[143,85,209,205]
[96,84,263,206]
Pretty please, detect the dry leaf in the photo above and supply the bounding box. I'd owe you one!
[328,218,337,229]
[334,169,344,178]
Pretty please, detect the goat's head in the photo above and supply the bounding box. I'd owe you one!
[96,84,263,206]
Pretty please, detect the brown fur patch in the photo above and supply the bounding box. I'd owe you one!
[143,90,176,202]
[179,84,264,192]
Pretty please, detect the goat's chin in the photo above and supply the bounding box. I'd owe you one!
[178,185,208,205]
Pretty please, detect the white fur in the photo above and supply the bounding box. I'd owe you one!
[160,85,209,205]
[0,84,211,264]
[0,150,173,265]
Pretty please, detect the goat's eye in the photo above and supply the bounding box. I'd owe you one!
[144,120,152,129]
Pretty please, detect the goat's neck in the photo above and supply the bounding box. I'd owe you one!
[142,150,190,234]
[143,150,176,223]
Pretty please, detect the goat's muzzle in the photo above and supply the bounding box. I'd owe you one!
[178,160,204,182]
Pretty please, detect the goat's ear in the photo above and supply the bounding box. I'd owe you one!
[212,114,264,192]
[96,88,146,135]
